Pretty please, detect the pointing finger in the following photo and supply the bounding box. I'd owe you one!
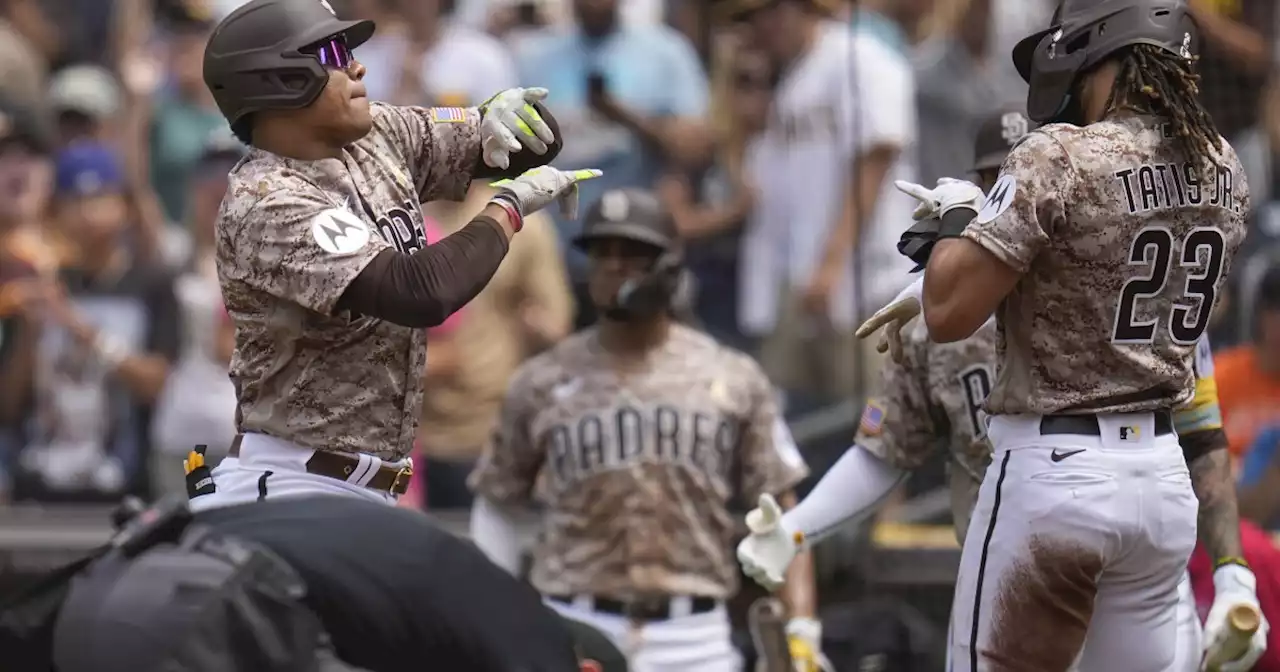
[570,169,603,182]
[522,87,549,102]
[894,180,933,202]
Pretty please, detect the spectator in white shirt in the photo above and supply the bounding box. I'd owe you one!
[724,0,923,406]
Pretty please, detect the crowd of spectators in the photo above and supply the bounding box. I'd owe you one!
[0,0,1277,538]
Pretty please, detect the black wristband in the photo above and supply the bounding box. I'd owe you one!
[937,206,978,239]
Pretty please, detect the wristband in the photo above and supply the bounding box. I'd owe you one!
[1214,556,1251,571]
[490,195,524,233]
[937,206,978,239]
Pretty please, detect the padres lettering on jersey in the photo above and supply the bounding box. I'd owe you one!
[217,103,483,459]
[962,117,1248,415]
[856,320,998,543]
[471,325,808,599]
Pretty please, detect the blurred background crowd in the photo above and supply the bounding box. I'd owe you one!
[3,0,1280,665]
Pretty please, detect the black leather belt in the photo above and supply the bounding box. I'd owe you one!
[1039,410,1174,437]
[547,594,718,621]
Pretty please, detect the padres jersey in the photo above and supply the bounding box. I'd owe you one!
[964,116,1248,415]
[856,320,998,543]
[217,103,481,460]
[470,325,809,599]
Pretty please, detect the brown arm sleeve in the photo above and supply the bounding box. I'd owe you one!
[336,217,510,328]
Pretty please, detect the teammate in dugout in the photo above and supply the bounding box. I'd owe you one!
[468,189,821,672]
[188,0,601,511]
[738,106,1243,671]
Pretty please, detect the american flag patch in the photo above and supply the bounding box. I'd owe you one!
[860,400,885,436]
[429,107,467,123]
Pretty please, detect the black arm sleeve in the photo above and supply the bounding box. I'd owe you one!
[335,217,510,328]
[1181,427,1229,464]
[471,101,565,181]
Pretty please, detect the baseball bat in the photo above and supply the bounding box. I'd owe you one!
[1204,603,1262,671]
[748,597,794,672]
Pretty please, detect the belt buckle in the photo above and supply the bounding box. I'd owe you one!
[391,464,413,493]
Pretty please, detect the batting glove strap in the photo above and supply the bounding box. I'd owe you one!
[785,617,822,643]
[1214,563,1259,599]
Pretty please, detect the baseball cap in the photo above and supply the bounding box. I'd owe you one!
[0,97,53,155]
[972,106,1038,173]
[54,143,126,198]
[48,65,123,120]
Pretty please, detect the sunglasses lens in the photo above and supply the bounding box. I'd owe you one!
[309,35,352,69]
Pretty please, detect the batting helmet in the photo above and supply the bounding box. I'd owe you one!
[1012,0,1196,123]
[203,0,375,128]
[972,106,1039,173]
[573,189,686,321]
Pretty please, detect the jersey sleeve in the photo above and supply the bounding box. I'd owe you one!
[1173,335,1224,435]
[372,102,482,204]
[738,357,810,502]
[219,187,388,315]
[856,332,939,470]
[961,131,1072,273]
[469,363,546,505]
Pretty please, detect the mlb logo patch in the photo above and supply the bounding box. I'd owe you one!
[429,107,467,123]
[860,400,886,436]
[1119,425,1141,441]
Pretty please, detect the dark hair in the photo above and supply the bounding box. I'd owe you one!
[1106,44,1221,178]
[231,116,253,146]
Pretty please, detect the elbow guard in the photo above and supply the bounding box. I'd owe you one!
[473,101,564,180]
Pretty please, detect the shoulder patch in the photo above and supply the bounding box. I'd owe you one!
[311,207,371,255]
[860,399,886,436]
[975,174,1016,224]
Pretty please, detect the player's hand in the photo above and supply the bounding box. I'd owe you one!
[855,277,923,363]
[737,493,799,591]
[490,167,603,220]
[479,87,556,169]
[786,618,831,672]
[894,177,985,221]
[1202,564,1269,671]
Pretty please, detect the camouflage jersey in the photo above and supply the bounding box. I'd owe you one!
[856,319,998,544]
[470,324,809,599]
[964,115,1248,415]
[216,103,481,460]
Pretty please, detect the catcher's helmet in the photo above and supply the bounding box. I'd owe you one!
[972,106,1039,172]
[203,0,375,127]
[573,189,687,321]
[1012,0,1196,123]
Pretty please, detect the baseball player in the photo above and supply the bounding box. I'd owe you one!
[738,106,1244,672]
[469,189,820,672]
[189,0,600,511]
[749,0,1260,668]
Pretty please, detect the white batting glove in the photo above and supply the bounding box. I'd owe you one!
[855,277,923,364]
[737,494,799,592]
[1202,564,1269,672]
[479,87,556,170]
[489,167,602,220]
[786,617,833,672]
[894,177,985,221]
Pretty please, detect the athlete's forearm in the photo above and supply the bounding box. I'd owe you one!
[1186,429,1244,560]
[778,491,818,619]
[781,444,906,546]
[337,209,513,328]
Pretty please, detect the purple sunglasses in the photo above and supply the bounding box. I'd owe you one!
[303,34,354,70]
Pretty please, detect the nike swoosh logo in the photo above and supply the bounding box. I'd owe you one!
[1051,449,1086,463]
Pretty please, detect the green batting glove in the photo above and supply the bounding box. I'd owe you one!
[490,167,603,220]
[479,87,554,169]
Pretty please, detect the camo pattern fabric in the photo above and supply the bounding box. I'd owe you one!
[856,319,998,543]
[470,324,809,598]
[962,116,1248,415]
[216,103,481,459]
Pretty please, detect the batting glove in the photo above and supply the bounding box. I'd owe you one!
[479,87,556,170]
[786,618,832,672]
[855,277,923,364]
[737,493,799,592]
[894,177,985,221]
[490,167,603,220]
[1203,563,1269,672]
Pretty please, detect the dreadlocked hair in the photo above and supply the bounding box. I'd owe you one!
[1105,43,1222,179]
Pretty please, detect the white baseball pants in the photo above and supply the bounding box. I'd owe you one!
[187,433,403,512]
[948,412,1198,671]
[545,596,742,672]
